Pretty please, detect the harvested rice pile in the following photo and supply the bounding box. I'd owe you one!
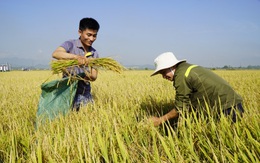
[50,57,125,75]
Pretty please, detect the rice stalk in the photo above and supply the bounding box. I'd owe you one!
[50,57,125,75]
[114,123,129,161]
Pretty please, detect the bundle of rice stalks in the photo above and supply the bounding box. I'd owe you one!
[50,57,125,75]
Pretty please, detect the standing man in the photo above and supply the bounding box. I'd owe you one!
[52,17,100,111]
[149,52,244,126]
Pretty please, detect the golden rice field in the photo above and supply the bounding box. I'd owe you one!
[0,70,259,162]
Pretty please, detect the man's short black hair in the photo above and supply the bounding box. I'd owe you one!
[79,17,100,31]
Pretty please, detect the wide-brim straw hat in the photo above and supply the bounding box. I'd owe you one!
[151,52,186,76]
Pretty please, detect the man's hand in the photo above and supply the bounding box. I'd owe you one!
[76,56,89,65]
[148,116,163,127]
[148,109,179,127]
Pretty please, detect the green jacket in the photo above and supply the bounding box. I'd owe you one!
[173,62,243,112]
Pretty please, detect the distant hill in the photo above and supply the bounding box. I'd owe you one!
[0,57,49,70]
[1,57,259,70]
[125,64,154,70]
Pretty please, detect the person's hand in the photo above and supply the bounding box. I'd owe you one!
[148,116,163,127]
[76,56,89,65]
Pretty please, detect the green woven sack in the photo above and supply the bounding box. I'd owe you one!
[36,77,78,125]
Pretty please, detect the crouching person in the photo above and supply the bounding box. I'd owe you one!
[149,52,244,127]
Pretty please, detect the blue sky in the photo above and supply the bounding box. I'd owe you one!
[0,0,259,68]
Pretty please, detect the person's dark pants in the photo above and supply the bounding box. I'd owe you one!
[223,103,244,123]
[73,93,93,111]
